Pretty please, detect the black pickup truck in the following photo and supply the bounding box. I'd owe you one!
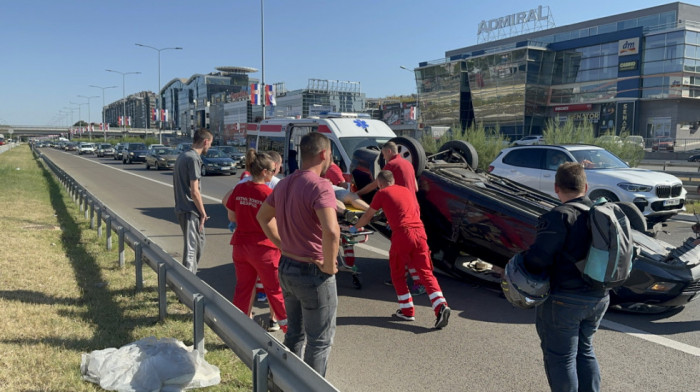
[351,137,700,313]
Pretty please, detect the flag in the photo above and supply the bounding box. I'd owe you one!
[152,108,156,121]
[100,123,103,131]
[265,84,276,106]
[106,123,110,131]
[162,109,168,123]
[127,116,132,127]
[118,116,123,126]
[409,106,416,120]
[250,83,260,105]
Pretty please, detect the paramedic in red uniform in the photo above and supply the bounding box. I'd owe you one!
[257,132,340,377]
[356,141,423,293]
[226,150,287,332]
[354,170,451,329]
[356,141,417,196]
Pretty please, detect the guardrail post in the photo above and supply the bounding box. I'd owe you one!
[252,349,269,392]
[118,226,125,268]
[193,293,205,358]
[134,242,143,292]
[664,161,670,171]
[89,201,95,229]
[96,207,102,238]
[105,215,112,251]
[78,190,84,211]
[157,263,167,322]
[84,197,90,220]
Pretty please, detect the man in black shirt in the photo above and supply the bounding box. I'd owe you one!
[523,162,609,392]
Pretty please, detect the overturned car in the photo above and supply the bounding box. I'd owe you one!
[351,137,700,313]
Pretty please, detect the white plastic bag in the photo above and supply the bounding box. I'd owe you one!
[80,336,220,391]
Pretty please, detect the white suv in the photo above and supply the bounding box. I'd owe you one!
[488,144,687,222]
[512,135,544,146]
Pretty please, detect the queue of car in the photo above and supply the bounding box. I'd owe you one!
[49,139,245,176]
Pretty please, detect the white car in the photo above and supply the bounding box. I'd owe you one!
[512,135,544,146]
[78,142,96,155]
[488,144,687,223]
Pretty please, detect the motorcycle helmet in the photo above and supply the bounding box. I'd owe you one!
[501,253,550,309]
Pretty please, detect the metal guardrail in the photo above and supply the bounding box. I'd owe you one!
[32,146,339,392]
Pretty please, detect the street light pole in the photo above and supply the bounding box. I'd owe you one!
[78,95,99,141]
[69,101,88,137]
[135,43,183,144]
[89,85,118,142]
[63,106,78,139]
[106,69,141,136]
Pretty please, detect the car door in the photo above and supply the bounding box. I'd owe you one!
[500,148,546,192]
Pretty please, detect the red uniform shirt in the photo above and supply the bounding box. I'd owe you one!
[369,184,423,234]
[383,155,416,194]
[324,162,345,186]
[227,181,276,248]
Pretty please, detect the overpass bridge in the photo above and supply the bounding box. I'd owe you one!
[0,125,181,140]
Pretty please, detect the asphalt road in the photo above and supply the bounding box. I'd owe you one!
[39,148,700,392]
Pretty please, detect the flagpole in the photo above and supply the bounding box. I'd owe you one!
[256,0,265,152]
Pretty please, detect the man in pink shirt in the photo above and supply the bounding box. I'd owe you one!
[257,132,340,377]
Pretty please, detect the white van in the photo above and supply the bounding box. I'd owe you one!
[245,113,397,177]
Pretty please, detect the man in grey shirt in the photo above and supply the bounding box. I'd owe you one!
[173,129,213,273]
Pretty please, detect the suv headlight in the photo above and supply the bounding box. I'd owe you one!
[617,182,653,192]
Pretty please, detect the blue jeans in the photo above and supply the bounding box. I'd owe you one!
[278,256,337,376]
[536,292,610,392]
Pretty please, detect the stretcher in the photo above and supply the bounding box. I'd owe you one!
[337,208,373,289]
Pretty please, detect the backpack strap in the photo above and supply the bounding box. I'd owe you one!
[565,201,590,212]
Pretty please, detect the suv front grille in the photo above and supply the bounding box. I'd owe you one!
[656,184,683,198]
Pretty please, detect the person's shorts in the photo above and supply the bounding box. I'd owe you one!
[332,185,351,201]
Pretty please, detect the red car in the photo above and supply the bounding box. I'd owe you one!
[652,137,674,152]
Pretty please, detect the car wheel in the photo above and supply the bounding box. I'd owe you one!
[589,190,619,203]
[146,162,151,170]
[614,201,647,233]
[382,136,426,177]
[201,165,207,176]
[438,140,479,170]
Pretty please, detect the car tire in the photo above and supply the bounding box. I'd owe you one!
[382,136,426,177]
[438,140,479,170]
[589,190,619,203]
[146,162,151,170]
[201,165,207,176]
[614,201,647,233]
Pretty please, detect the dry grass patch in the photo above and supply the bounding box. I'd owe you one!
[0,146,251,391]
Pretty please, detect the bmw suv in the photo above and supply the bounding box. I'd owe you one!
[488,144,687,223]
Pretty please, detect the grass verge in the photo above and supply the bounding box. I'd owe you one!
[0,145,251,391]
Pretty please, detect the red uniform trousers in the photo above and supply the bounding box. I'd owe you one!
[389,228,447,318]
[232,242,287,330]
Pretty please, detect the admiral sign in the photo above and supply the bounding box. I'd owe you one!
[618,38,639,56]
[477,5,550,35]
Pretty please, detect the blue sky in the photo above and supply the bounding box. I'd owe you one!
[0,0,675,126]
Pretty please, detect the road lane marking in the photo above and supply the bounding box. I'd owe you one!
[67,153,221,202]
[356,243,390,258]
[600,320,700,357]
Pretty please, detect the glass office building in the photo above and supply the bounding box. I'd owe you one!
[416,2,700,144]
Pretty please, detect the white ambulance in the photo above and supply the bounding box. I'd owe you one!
[245,113,397,177]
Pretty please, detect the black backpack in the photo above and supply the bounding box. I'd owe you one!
[567,199,634,289]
